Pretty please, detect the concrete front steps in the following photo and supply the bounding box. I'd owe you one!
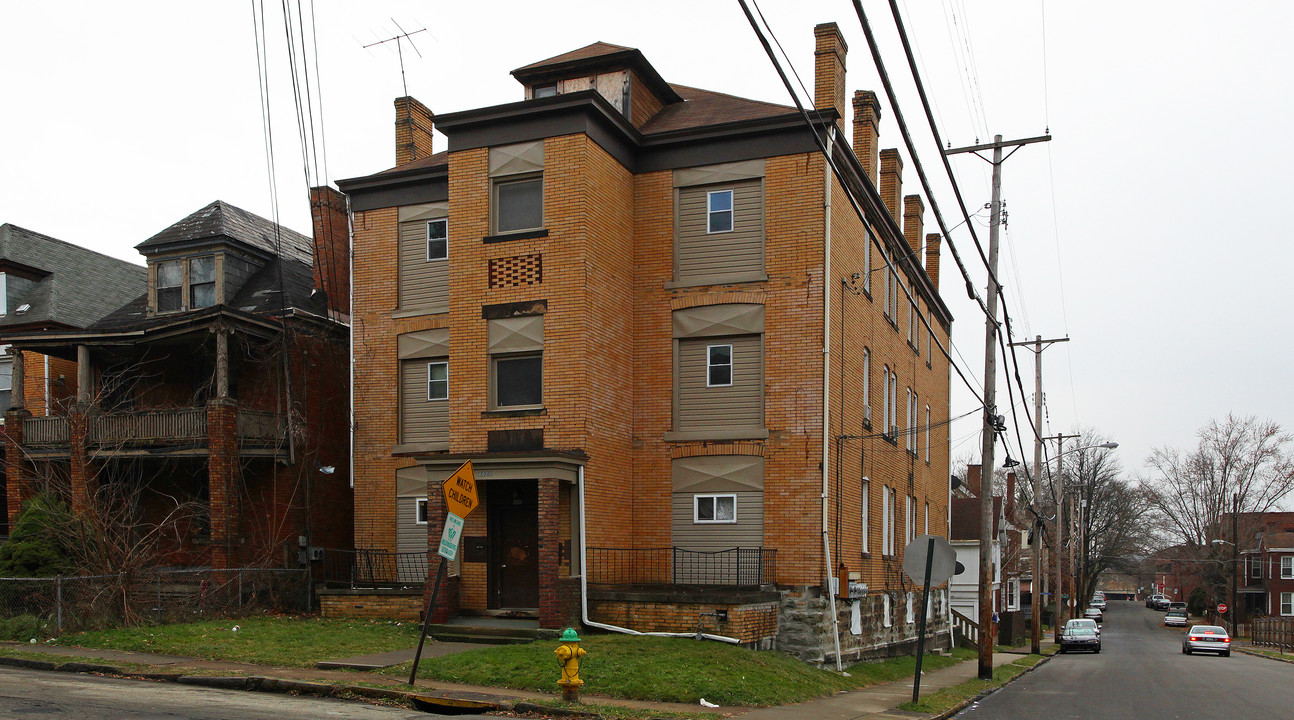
[426,616,561,645]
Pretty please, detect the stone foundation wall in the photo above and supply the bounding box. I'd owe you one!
[776,585,952,665]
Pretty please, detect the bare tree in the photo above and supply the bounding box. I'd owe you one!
[1068,435,1150,607]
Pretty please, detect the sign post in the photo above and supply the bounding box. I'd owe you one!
[902,535,958,704]
[409,461,478,685]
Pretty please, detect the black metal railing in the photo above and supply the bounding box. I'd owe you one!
[314,548,430,588]
[586,547,775,587]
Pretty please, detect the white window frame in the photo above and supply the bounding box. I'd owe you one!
[415,498,429,525]
[925,405,931,463]
[882,486,893,556]
[0,272,7,315]
[1282,556,1294,580]
[906,388,915,453]
[1282,591,1294,616]
[694,494,737,524]
[883,249,893,319]
[924,501,930,535]
[426,218,448,261]
[706,344,734,387]
[863,228,872,293]
[890,371,899,437]
[492,174,544,234]
[862,347,870,419]
[426,361,448,401]
[861,478,870,554]
[908,300,916,345]
[707,189,734,234]
[882,364,891,433]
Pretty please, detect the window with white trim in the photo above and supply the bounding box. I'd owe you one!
[908,495,917,543]
[861,478,870,554]
[883,249,893,320]
[1251,557,1262,579]
[415,498,429,525]
[887,370,899,438]
[863,227,872,293]
[1283,592,1294,616]
[925,405,931,463]
[426,361,448,401]
[1282,556,1294,579]
[882,486,893,556]
[862,347,871,425]
[906,388,916,454]
[694,494,737,523]
[707,189,734,233]
[707,344,733,387]
[427,218,448,261]
[924,501,930,535]
[882,364,891,434]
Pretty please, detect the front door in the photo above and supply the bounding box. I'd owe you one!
[487,480,539,609]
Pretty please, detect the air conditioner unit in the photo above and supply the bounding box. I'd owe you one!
[863,406,872,425]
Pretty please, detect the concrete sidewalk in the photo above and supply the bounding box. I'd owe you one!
[0,640,1042,719]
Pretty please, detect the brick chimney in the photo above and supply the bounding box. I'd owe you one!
[903,194,924,258]
[967,464,982,498]
[309,186,350,317]
[925,232,941,290]
[395,96,434,166]
[879,149,903,222]
[852,90,881,186]
[814,23,848,133]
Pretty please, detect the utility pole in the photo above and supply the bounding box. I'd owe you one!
[1009,334,1068,654]
[1043,432,1073,642]
[947,132,1050,680]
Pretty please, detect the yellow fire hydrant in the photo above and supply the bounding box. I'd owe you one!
[554,627,586,702]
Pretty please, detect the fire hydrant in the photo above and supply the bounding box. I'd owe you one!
[554,627,586,702]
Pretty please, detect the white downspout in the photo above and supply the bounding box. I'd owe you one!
[821,126,844,672]
[578,465,740,643]
[347,205,356,490]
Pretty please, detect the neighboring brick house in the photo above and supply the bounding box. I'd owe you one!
[1,201,352,569]
[0,224,147,538]
[332,23,953,662]
[948,466,1007,624]
[1255,532,1294,618]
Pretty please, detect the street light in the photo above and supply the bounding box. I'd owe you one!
[1044,437,1118,643]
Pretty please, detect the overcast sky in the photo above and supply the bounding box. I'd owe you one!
[3,1,1291,479]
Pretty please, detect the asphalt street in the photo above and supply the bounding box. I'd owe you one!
[0,666,452,719]
[956,600,1294,720]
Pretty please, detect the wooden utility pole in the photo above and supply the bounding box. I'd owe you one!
[946,132,1050,679]
[1009,334,1068,654]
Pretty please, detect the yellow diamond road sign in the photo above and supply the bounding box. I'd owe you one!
[442,460,478,519]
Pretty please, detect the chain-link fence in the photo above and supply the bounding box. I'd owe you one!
[0,568,308,636]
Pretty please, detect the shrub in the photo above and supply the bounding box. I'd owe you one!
[0,494,76,577]
[0,614,55,641]
[1187,586,1208,617]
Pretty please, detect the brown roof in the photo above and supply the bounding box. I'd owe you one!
[640,84,795,135]
[950,496,1003,541]
[513,42,634,74]
[1265,532,1294,549]
[372,150,449,177]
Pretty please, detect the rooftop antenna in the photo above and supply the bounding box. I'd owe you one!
[363,19,426,97]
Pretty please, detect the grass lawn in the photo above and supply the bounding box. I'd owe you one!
[385,635,975,707]
[897,653,1044,714]
[53,616,422,668]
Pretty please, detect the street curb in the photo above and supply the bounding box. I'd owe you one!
[1235,647,1294,664]
[930,654,1053,720]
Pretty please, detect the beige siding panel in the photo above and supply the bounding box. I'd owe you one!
[397,328,450,359]
[672,455,764,492]
[489,141,545,177]
[399,220,449,312]
[396,466,429,497]
[396,496,428,555]
[670,492,764,552]
[488,315,544,353]
[672,303,764,339]
[399,202,448,223]
[674,159,765,188]
[676,180,764,284]
[400,360,448,444]
[676,335,763,431]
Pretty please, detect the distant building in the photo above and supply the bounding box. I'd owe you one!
[331,22,954,662]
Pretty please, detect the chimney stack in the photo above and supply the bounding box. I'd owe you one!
[879,149,903,222]
[852,90,881,186]
[903,194,924,258]
[814,23,848,133]
[925,233,941,290]
[309,186,350,318]
[395,96,435,166]
[967,464,982,498]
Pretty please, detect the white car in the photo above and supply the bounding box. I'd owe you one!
[1064,618,1101,636]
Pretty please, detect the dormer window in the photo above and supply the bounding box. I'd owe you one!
[157,260,183,312]
[189,256,216,308]
[532,83,557,98]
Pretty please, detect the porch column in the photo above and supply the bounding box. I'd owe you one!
[424,478,459,623]
[2,397,31,527]
[10,349,24,410]
[214,328,229,399]
[207,398,238,569]
[68,405,93,513]
[538,478,561,628]
[76,345,91,407]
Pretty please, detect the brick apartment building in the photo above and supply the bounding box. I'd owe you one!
[1,201,352,569]
[331,23,954,662]
[0,224,146,538]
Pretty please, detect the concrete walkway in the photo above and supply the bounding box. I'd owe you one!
[0,640,1040,719]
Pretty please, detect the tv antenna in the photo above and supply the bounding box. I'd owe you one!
[363,19,427,97]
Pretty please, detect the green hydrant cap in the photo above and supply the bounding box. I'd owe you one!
[560,628,582,642]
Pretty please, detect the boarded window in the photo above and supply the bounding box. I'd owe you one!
[676,179,764,285]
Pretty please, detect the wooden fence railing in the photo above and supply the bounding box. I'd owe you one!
[22,416,70,445]
[951,608,980,648]
[1252,617,1294,651]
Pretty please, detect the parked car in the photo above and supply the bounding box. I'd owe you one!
[1084,606,1104,622]
[1064,618,1101,636]
[1060,625,1101,653]
[1089,596,1107,610]
[1168,602,1187,613]
[1152,596,1171,610]
[1164,610,1189,627]
[1146,594,1164,608]
[1182,625,1231,656]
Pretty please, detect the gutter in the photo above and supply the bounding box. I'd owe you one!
[577,466,741,644]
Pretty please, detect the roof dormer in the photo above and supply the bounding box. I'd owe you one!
[511,42,682,128]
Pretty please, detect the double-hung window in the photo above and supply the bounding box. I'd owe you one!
[707,189,734,233]
[862,347,871,426]
[157,260,183,312]
[882,486,893,555]
[695,494,736,523]
[1283,592,1294,616]
[415,499,429,525]
[189,256,215,309]
[882,365,891,434]
[906,388,914,453]
[489,141,545,235]
[487,314,544,411]
[925,405,931,463]
[426,361,448,401]
[707,344,733,386]
[861,478,870,554]
[426,219,448,261]
[1282,556,1294,580]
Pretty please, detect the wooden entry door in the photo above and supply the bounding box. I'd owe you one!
[487,480,539,609]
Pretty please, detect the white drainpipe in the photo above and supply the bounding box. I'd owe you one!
[578,465,741,643]
[821,127,844,672]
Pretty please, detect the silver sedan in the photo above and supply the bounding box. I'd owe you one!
[1182,624,1231,656]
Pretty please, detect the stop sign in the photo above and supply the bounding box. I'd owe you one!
[1217,603,1229,614]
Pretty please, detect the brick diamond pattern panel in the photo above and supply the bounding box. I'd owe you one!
[489,253,543,288]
